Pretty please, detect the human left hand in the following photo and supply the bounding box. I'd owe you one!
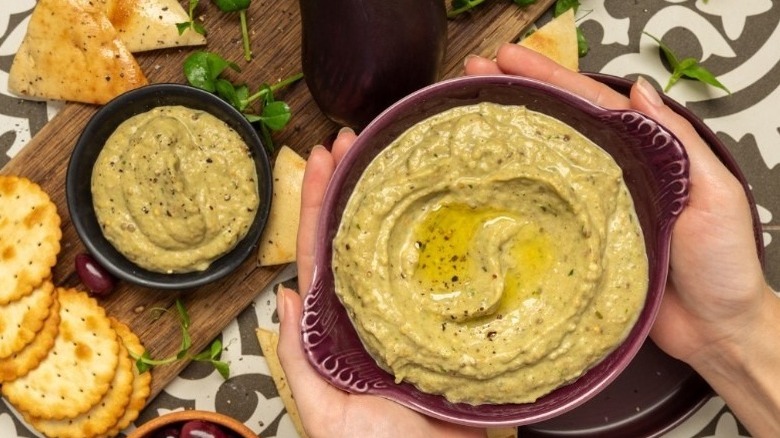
[275,130,487,438]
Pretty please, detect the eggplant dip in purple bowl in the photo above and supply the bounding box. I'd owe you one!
[331,101,648,405]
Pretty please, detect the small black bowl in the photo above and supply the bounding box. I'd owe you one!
[66,83,272,290]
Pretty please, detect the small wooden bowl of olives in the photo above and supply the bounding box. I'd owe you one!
[127,409,257,438]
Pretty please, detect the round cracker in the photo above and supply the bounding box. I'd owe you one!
[26,341,134,438]
[0,288,60,382]
[0,280,55,359]
[0,175,62,305]
[1,288,119,420]
[103,318,152,437]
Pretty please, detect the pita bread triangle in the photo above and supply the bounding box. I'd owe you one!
[258,146,306,266]
[519,8,579,71]
[8,0,148,105]
[104,0,207,52]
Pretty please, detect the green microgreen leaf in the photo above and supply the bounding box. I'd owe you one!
[182,51,302,153]
[183,51,240,92]
[680,63,730,93]
[448,0,485,18]
[175,299,191,329]
[213,0,250,12]
[260,101,292,131]
[135,352,153,374]
[176,0,206,36]
[211,360,231,379]
[193,339,231,379]
[215,78,241,108]
[554,0,589,58]
[213,0,253,60]
[513,0,537,6]
[554,0,579,16]
[130,299,231,379]
[576,26,589,57]
[644,32,730,93]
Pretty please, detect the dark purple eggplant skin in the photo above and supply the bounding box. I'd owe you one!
[300,0,448,130]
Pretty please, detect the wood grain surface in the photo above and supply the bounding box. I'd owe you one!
[0,0,555,401]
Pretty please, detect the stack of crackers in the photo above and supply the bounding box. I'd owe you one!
[8,0,207,105]
[0,175,151,438]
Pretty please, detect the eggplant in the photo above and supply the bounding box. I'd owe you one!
[299,0,447,130]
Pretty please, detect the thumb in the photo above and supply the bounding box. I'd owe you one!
[629,77,734,194]
[276,286,346,419]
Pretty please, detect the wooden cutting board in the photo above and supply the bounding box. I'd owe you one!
[0,0,555,401]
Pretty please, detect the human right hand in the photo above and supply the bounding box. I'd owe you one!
[465,43,779,436]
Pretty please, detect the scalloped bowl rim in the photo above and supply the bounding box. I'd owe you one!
[303,74,690,427]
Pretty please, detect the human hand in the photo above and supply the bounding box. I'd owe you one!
[275,130,487,438]
[466,44,780,436]
[464,42,770,368]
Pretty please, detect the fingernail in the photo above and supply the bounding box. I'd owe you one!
[463,54,479,68]
[636,76,663,107]
[339,126,355,136]
[276,284,287,323]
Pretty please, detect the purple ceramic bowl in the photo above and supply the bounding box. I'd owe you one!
[302,75,690,427]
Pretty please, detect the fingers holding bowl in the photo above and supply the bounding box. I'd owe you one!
[465,44,632,111]
[298,128,359,295]
[297,146,337,294]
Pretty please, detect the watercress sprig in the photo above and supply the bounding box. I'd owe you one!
[131,299,230,379]
[213,0,253,61]
[448,0,484,18]
[644,32,730,94]
[553,0,578,16]
[183,50,303,152]
[176,0,206,36]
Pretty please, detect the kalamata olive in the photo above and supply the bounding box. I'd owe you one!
[152,426,181,438]
[299,0,447,130]
[180,420,229,438]
[75,252,117,296]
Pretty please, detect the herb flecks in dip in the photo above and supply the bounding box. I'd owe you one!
[92,105,259,274]
[332,103,648,404]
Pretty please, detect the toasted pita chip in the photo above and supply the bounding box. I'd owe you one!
[1,288,120,420]
[0,288,60,382]
[487,428,518,438]
[256,326,309,438]
[8,0,148,104]
[258,146,306,266]
[0,280,55,360]
[0,176,61,305]
[103,317,152,437]
[518,8,578,71]
[104,0,207,52]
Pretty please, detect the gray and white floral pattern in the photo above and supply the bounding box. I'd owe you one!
[2,0,778,436]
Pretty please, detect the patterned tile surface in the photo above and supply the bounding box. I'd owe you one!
[2,1,778,437]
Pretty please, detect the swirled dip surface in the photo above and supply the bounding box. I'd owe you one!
[92,105,259,273]
[332,103,648,404]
